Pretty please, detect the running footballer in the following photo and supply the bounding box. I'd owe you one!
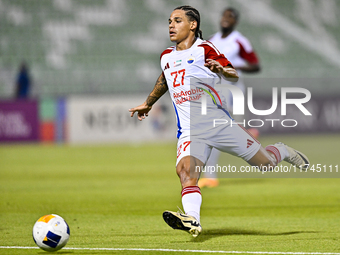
[129,5,310,237]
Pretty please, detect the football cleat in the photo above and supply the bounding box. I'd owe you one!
[275,142,310,170]
[163,211,202,237]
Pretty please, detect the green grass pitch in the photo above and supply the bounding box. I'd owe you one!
[1,134,340,254]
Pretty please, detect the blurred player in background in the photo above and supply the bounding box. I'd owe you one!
[199,7,261,188]
[129,5,309,237]
[15,61,32,99]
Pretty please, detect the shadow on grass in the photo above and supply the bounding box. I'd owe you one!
[192,228,318,242]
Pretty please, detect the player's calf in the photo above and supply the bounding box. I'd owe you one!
[176,156,203,188]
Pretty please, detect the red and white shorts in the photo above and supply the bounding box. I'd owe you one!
[176,124,261,166]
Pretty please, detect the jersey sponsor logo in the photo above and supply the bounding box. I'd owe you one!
[187,56,195,64]
[247,139,254,148]
[173,88,203,99]
[173,88,204,105]
[174,59,182,67]
[175,94,202,105]
[164,62,170,70]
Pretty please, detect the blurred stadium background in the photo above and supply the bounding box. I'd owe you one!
[1,2,340,253]
[0,0,340,144]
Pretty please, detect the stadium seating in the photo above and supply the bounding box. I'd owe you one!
[0,0,339,98]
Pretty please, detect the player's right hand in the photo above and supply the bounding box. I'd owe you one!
[129,102,152,121]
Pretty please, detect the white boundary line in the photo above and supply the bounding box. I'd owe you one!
[1,246,340,254]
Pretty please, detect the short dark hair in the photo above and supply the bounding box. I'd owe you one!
[224,7,240,21]
[174,5,203,39]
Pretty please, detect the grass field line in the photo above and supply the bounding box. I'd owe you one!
[1,246,340,255]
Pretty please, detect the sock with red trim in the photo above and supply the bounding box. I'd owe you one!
[265,144,289,164]
[181,186,202,223]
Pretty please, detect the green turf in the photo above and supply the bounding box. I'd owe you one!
[1,134,340,254]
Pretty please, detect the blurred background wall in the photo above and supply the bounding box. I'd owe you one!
[0,0,340,143]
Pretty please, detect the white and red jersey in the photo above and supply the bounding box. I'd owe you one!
[160,38,234,139]
[209,30,259,110]
[209,30,259,73]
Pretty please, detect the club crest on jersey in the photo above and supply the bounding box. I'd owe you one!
[187,56,195,64]
[174,60,182,67]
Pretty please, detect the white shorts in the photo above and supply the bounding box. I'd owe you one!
[176,124,261,166]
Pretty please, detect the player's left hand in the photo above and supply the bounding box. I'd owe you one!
[204,59,224,74]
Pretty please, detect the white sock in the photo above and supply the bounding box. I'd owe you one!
[181,186,202,223]
[265,144,289,163]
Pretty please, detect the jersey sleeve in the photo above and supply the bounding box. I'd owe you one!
[160,47,174,60]
[198,41,234,68]
[160,47,174,71]
[236,37,259,64]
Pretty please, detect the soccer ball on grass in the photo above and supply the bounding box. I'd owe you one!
[32,214,70,252]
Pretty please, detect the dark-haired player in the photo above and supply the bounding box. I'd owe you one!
[129,5,309,237]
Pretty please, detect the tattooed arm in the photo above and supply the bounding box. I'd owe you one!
[145,72,168,107]
[129,73,168,121]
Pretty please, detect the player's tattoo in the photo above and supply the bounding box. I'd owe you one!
[146,73,168,106]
